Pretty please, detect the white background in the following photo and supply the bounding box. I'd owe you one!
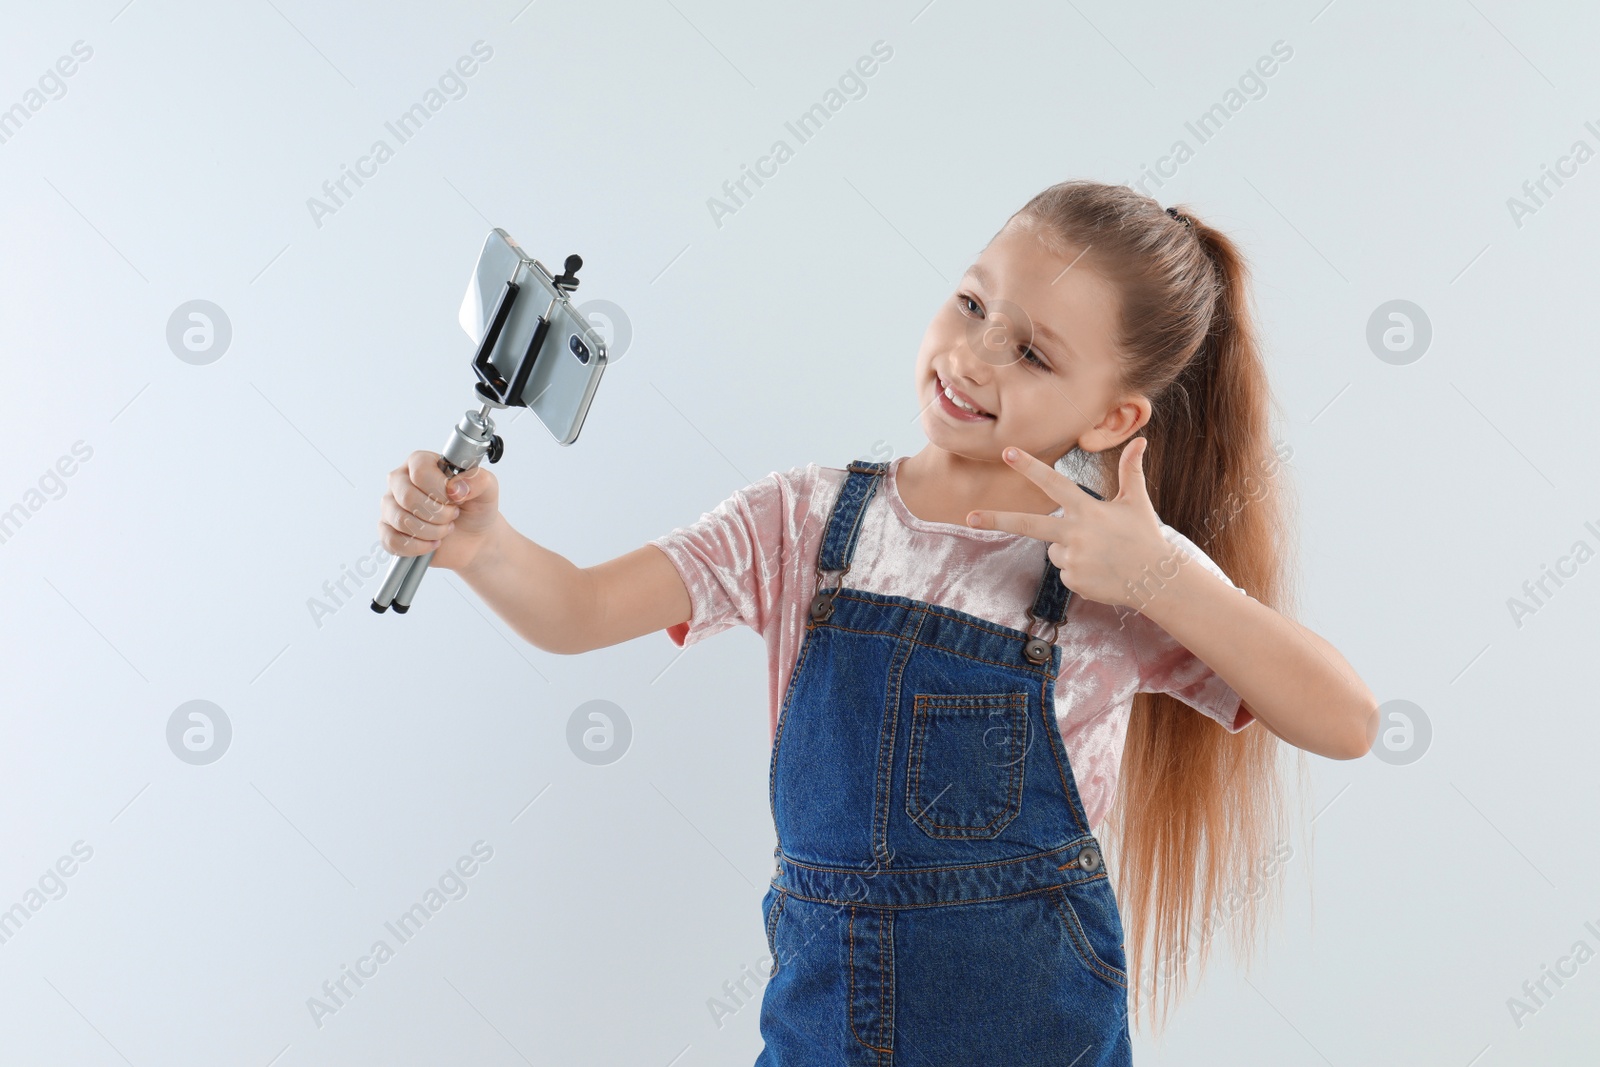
[1,1,1596,1064]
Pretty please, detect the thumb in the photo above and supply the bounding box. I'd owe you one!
[447,466,483,501]
[1117,437,1151,503]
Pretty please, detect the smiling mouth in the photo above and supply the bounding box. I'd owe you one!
[935,372,995,418]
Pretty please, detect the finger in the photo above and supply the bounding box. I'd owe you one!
[966,508,1067,543]
[378,518,442,557]
[999,446,1085,513]
[389,468,460,525]
[382,494,455,542]
[1116,437,1151,503]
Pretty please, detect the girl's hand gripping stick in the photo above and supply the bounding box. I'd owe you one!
[371,405,502,613]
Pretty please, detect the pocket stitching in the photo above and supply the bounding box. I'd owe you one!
[764,889,787,978]
[906,692,1028,839]
[1051,885,1128,990]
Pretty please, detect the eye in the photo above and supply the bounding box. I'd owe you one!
[957,291,1052,371]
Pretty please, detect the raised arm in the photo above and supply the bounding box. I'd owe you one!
[379,450,691,655]
[454,520,691,654]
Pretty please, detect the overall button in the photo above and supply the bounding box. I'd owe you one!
[810,593,834,622]
[1077,845,1100,872]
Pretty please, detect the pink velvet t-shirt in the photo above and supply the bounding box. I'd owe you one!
[648,455,1254,830]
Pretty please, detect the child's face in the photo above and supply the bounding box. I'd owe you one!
[913,220,1150,466]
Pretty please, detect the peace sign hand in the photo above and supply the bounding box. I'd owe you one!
[966,440,1171,611]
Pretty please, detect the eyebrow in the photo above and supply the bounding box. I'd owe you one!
[962,263,1077,361]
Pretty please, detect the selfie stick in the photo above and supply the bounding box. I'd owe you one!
[371,254,583,614]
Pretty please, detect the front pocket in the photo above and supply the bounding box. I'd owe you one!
[1051,879,1129,991]
[905,692,1028,839]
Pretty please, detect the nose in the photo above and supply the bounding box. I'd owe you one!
[947,329,995,387]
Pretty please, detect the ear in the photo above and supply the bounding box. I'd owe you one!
[1078,393,1152,454]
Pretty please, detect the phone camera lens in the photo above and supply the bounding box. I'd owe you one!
[569,334,590,364]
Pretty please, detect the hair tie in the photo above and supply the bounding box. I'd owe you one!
[1165,206,1192,229]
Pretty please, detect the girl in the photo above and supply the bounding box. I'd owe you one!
[379,179,1378,1064]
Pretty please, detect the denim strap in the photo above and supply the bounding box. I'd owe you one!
[816,460,890,574]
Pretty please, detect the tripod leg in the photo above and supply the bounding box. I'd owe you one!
[372,552,418,612]
[392,548,435,612]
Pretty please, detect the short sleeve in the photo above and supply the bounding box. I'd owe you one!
[1129,525,1255,733]
[648,467,805,649]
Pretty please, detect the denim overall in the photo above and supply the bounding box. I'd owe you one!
[756,460,1132,1066]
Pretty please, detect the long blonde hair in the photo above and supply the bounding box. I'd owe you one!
[1009,180,1308,1033]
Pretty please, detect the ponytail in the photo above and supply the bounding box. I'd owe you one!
[1011,180,1304,1033]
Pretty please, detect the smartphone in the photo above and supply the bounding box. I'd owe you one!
[458,228,609,445]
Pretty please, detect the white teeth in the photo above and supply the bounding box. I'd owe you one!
[940,379,987,416]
